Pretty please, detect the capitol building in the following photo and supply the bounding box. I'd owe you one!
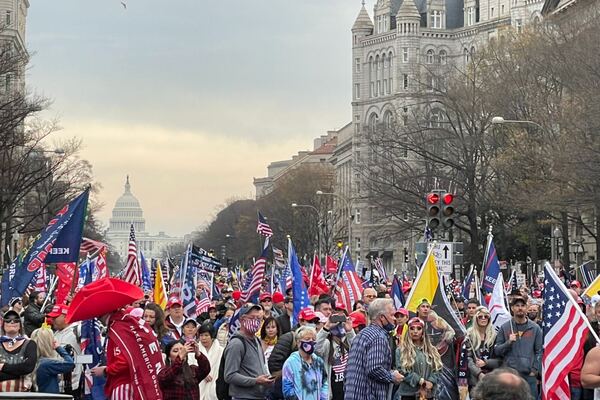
[105,177,183,260]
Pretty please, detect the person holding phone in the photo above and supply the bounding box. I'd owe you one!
[158,339,211,400]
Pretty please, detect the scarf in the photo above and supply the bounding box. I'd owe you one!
[108,310,165,400]
[263,336,278,346]
[0,335,25,347]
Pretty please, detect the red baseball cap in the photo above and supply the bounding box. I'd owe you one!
[298,307,319,322]
[166,296,183,309]
[232,290,242,301]
[272,292,285,303]
[48,304,69,318]
[570,280,581,288]
[335,302,347,312]
[349,311,367,328]
[395,307,409,317]
[259,293,273,302]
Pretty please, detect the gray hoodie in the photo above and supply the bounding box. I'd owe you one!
[223,334,269,399]
[494,319,542,376]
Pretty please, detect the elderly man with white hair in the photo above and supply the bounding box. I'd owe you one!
[344,298,405,400]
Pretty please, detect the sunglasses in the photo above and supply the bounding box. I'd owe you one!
[364,295,377,299]
[4,319,20,324]
[477,315,490,320]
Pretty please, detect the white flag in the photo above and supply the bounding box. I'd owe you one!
[489,273,511,330]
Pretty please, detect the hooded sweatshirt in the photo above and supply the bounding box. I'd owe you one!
[494,318,542,375]
[223,333,269,399]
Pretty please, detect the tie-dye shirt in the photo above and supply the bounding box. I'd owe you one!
[282,351,329,400]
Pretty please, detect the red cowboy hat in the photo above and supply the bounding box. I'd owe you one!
[66,278,144,324]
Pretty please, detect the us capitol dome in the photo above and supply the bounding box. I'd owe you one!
[105,176,183,260]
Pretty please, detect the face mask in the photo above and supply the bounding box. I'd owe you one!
[382,316,395,333]
[241,318,261,334]
[527,313,538,320]
[304,323,317,329]
[330,325,346,338]
[300,340,316,354]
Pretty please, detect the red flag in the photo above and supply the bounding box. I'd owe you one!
[55,262,77,305]
[309,255,329,296]
[96,248,109,279]
[326,255,338,274]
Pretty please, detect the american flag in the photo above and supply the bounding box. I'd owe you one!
[122,224,141,286]
[373,257,388,283]
[79,237,107,255]
[197,288,211,314]
[542,262,594,400]
[334,249,363,312]
[241,240,269,303]
[273,247,287,268]
[580,261,595,287]
[256,211,273,238]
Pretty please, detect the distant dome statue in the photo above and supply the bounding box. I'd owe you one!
[108,176,146,233]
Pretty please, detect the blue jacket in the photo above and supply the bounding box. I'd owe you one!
[36,347,75,394]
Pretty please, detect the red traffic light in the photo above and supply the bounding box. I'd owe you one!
[443,193,454,205]
[427,193,440,204]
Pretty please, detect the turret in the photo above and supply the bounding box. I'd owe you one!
[396,0,421,35]
[352,3,374,47]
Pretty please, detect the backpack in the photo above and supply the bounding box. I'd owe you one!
[216,336,247,400]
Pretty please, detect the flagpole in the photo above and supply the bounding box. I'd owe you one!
[473,268,481,303]
[179,244,190,300]
[41,275,58,311]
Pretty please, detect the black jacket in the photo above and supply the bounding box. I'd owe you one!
[275,314,292,335]
[267,331,297,400]
[23,303,45,337]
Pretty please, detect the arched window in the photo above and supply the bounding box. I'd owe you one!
[438,50,447,64]
[464,48,470,63]
[383,110,394,130]
[426,49,434,64]
[470,46,476,57]
[369,113,379,134]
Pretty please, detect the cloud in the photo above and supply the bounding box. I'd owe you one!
[56,119,309,236]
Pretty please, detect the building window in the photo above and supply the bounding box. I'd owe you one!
[355,237,361,250]
[464,48,470,63]
[491,7,495,17]
[515,19,523,32]
[6,11,11,26]
[430,10,443,28]
[439,50,447,64]
[402,47,409,63]
[370,82,375,97]
[354,83,360,99]
[426,49,434,64]
[501,4,505,14]
[389,53,393,69]
[388,78,393,94]
[403,74,409,90]
[355,209,361,224]
[355,58,361,72]
[467,7,475,26]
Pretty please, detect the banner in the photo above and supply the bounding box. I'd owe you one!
[189,246,221,273]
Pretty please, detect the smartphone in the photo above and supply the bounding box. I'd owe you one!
[330,314,347,324]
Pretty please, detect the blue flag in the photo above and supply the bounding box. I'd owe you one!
[391,275,405,309]
[288,238,310,326]
[0,253,19,307]
[482,238,500,293]
[461,266,474,299]
[140,251,152,292]
[13,189,89,296]
[180,245,198,318]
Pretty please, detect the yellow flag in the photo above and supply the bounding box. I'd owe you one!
[404,251,439,313]
[584,273,600,298]
[154,260,168,309]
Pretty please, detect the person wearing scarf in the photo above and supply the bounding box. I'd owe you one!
[158,339,210,400]
[197,323,223,400]
[0,309,37,392]
[260,316,281,374]
[67,277,165,400]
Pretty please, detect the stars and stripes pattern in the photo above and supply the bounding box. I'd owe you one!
[256,211,273,237]
[332,352,348,374]
[273,247,287,268]
[335,250,363,312]
[197,289,211,314]
[542,262,591,400]
[79,237,107,255]
[373,257,388,283]
[122,224,141,286]
[241,242,269,303]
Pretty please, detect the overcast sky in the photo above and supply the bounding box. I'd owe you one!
[26,1,374,236]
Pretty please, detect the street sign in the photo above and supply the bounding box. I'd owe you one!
[428,241,453,280]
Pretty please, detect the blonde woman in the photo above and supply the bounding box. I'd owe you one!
[465,307,500,389]
[394,317,442,400]
[30,328,74,394]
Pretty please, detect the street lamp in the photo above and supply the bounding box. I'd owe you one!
[291,203,321,258]
[553,226,562,264]
[316,190,352,251]
[491,116,544,131]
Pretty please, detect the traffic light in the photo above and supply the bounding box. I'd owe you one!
[403,248,409,263]
[426,192,441,230]
[442,192,455,229]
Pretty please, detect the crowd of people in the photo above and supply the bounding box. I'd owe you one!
[0,277,599,400]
